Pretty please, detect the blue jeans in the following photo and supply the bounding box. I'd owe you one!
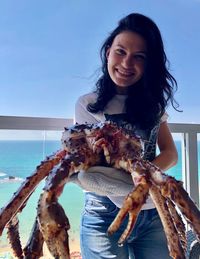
[80,192,171,259]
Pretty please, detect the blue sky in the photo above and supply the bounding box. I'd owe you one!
[0,0,200,123]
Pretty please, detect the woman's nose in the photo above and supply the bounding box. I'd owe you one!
[122,56,134,68]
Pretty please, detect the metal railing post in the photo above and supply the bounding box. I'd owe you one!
[182,132,199,206]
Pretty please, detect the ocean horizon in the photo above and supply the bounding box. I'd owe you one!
[0,140,200,255]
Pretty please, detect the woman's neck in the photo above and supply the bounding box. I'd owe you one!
[115,86,129,95]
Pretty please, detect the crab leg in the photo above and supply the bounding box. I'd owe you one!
[0,150,66,236]
[149,185,186,259]
[37,152,100,258]
[132,159,200,242]
[107,175,150,244]
[38,191,70,259]
[37,159,74,259]
[160,177,200,241]
[7,216,24,259]
[166,198,187,252]
[23,217,44,259]
[142,161,200,241]
[106,156,150,242]
[110,156,188,257]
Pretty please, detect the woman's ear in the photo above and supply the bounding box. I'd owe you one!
[106,48,110,60]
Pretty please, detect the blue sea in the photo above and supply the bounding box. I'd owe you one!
[0,140,84,256]
[0,140,199,256]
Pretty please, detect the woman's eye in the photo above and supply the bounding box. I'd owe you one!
[134,54,146,61]
[115,49,126,55]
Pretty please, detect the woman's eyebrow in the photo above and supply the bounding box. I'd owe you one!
[115,44,126,49]
[136,51,147,55]
[115,44,146,54]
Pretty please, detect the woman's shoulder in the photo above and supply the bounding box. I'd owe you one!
[75,92,102,124]
[160,112,169,123]
[77,92,97,106]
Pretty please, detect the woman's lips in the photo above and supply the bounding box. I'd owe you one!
[116,68,134,78]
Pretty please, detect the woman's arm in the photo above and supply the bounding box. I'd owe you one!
[152,121,178,171]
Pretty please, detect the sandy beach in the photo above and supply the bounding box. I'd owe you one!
[0,240,82,258]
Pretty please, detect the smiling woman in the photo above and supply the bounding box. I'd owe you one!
[0,1,200,258]
[106,31,147,90]
[0,1,200,122]
[74,13,182,259]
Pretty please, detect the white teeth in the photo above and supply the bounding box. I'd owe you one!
[117,69,133,76]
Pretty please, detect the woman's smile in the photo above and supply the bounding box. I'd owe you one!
[106,30,147,88]
[115,67,135,78]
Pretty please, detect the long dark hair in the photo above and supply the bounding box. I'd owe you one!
[87,13,180,129]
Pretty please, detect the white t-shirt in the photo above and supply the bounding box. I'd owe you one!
[75,92,168,210]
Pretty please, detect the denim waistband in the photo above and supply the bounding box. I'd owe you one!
[84,192,157,215]
[84,192,111,204]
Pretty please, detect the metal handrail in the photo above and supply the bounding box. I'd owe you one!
[1,115,200,132]
[0,115,73,130]
[0,115,199,206]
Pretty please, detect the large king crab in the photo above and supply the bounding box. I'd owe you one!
[0,121,200,259]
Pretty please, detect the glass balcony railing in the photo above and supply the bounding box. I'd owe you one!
[0,115,199,258]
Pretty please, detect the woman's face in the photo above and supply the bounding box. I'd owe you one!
[106,31,147,93]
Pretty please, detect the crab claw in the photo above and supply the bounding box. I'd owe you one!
[107,176,150,244]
